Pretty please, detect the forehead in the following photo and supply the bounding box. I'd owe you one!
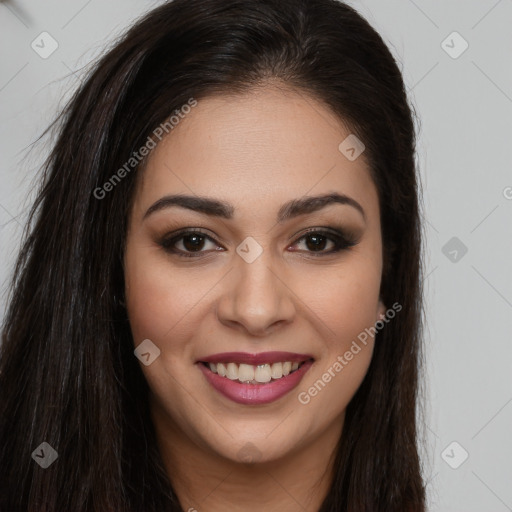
[133,85,379,222]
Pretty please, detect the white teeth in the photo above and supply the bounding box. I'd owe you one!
[226,362,238,380]
[238,363,255,382]
[217,362,227,377]
[205,360,306,383]
[270,362,283,379]
[254,364,272,383]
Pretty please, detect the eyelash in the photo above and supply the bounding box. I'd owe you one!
[158,227,359,259]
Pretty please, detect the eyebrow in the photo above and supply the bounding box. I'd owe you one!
[143,192,366,223]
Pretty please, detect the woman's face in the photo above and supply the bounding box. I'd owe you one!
[124,85,386,464]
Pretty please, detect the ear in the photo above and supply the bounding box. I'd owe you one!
[377,298,387,322]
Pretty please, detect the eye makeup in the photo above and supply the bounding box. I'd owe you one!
[156,224,361,259]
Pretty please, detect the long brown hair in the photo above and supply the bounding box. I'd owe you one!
[0,0,426,510]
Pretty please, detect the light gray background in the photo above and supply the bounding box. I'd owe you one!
[1,1,511,510]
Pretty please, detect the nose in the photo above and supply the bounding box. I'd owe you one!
[215,252,296,337]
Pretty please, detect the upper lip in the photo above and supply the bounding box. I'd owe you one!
[198,351,314,365]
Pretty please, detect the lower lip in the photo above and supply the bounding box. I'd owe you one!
[198,360,314,405]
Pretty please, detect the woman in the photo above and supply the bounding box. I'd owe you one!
[0,0,426,510]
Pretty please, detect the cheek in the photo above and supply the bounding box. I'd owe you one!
[324,276,380,344]
[294,308,378,430]
[294,254,382,407]
[124,242,205,346]
[123,244,201,410]
[303,257,382,346]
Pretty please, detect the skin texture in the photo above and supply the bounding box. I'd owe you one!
[124,84,387,512]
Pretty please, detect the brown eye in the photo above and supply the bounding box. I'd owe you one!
[301,233,332,252]
[180,233,207,252]
[160,229,222,257]
[291,228,359,256]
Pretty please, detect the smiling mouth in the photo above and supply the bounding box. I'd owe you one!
[200,359,313,384]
